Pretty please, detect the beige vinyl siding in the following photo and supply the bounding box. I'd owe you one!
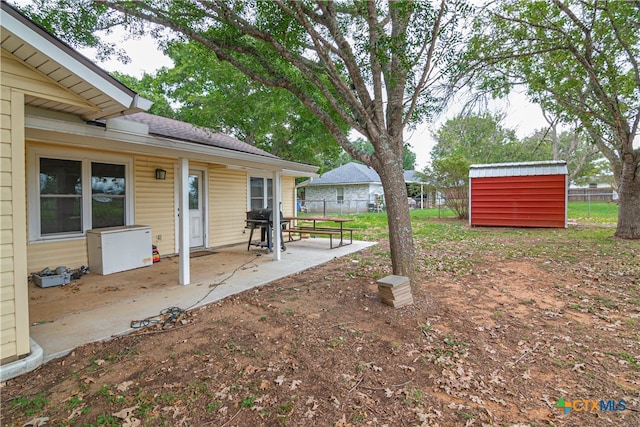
[281,176,295,217]
[1,51,96,111]
[27,239,87,273]
[0,82,15,362]
[1,79,29,362]
[134,156,175,257]
[209,168,247,247]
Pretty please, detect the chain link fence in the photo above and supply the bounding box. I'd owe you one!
[297,196,446,215]
[568,188,617,202]
[298,199,381,215]
[299,189,618,217]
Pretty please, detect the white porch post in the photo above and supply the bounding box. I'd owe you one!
[178,158,190,285]
[272,170,282,261]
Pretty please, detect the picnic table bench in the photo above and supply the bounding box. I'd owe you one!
[284,216,353,249]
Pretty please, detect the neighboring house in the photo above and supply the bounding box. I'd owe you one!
[0,3,316,375]
[300,162,421,213]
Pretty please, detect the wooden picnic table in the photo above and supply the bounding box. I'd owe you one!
[283,216,353,249]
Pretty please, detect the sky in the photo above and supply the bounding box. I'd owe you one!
[404,92,548,170]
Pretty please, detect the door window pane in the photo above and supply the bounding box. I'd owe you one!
[189,175,199,210]
[91,162,125,228]
[40,158,82,234]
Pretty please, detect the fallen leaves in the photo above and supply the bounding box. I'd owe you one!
[21,417,49,427]
[116,381,134,392]
[112,405,140,427]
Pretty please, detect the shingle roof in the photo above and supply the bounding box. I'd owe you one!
[305,163,425,186]
[307,162,381,185]
[404,170,421,183]
[120,112,277,158]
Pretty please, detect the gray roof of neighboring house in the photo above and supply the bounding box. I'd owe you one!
[304,162,422,186]
[404,170,422,183]
[118,112,278,159]
[306,162,381,185]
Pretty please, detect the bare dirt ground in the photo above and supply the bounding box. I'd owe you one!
[2,220,639,427]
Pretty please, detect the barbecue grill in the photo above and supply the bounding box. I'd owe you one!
[245,209,287,252]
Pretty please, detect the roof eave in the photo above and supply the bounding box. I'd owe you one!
[1,3,152,118]
[25,115,318,174]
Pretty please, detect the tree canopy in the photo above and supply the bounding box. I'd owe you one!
[430,113,522,164]
[430,112,604,182]
[141,40,349,174]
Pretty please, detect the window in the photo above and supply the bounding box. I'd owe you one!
[337,187,344,204]
[31,151,131,240]
[39,158,82,234]
[250,177,273,210]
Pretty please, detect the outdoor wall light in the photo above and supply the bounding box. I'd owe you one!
[155,168,167,180]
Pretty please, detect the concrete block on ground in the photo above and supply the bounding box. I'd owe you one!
[377,274,413,308]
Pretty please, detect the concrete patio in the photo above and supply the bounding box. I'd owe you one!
[3,238,375,380]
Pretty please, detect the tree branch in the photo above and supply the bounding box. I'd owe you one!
[402,0,445,130]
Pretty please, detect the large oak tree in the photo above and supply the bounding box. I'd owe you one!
[23,0,468,278]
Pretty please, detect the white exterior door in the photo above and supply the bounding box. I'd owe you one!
[188,170,205,248]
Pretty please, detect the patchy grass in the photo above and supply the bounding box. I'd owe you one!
[568,201,619,223]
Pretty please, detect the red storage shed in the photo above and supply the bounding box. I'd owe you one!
[469,161,568,228]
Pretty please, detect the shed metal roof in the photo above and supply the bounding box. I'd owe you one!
[469,161,568,178]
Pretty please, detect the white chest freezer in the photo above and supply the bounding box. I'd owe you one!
[87,225,153,275]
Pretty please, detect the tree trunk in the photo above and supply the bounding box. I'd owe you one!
[375,161,415,282]
[615,144,640,239]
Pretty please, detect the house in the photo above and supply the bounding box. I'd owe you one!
[0,2,317,377]
[299,162,423,213]
[301,162,383,213]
